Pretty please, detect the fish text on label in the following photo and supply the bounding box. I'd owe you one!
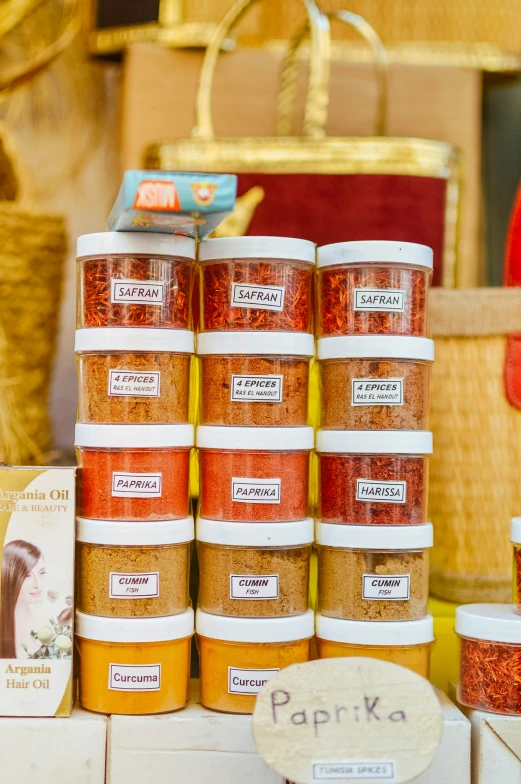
[110,278,165,305]
[312,761,395,781]
[231,374,283,402]
[351,379,404,407]
[232,477,281,504]
[362,574,410,600]
[231,283,285,312]
[228,666,280,695]
[108,370,160,397]
[230,574,279,599]
[109,572,160,599]
[356,480,406,504]
[109,663,161,692]
[111,472,162,498]
[354,288,405,313]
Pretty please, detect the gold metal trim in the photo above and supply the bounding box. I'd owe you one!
[88,22,219,54]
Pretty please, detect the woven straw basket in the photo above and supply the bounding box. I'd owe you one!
[429,288,521,603]
[0,123,67,464]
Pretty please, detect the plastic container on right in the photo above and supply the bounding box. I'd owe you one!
[456,603,521,715]
[316,614,434,678]
[317,240,433,338]
[511,517,521,613]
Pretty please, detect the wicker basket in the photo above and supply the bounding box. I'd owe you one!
[0,123,67,464]
[429,288,521,603]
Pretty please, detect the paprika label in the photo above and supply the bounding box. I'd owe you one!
[231,374,283,402]
[356,479,406,504]
[351,378,404,406]
[231,283,285,312]
[232,477,281,504]
[111,471,162,498]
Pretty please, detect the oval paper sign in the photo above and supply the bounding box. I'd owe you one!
[252,657,442,784]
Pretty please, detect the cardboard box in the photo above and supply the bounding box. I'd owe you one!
[0,467,75,716]
[108,682,470,784]
[0,704,106,784]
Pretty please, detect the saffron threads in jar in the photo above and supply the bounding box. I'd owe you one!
[456,604,521,715]
[77,233,195,329]
[510,517,521,614]
[317,240,433,338]
[198,236,315,333]
[316,430,432,526]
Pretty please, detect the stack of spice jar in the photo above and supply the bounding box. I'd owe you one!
[73,232,196,715]
[194,236,315,714]
[313,240,436,677]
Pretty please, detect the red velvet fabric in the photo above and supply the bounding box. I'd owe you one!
[237,173,447,286]
[503,181,521,409]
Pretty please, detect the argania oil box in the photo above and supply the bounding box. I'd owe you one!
[0,467,75,716]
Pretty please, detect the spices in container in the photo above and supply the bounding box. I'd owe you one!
[197,426,313,522]
[76,328,193,424]
[316,522,432,621]
[76,516,194,618]
[316,614,434,678]
[197,332,314,427]
[196,608,314,714]
[75,423,193,521]
[198,236,315,333]
[318,336,433,430]
[197,517,313,617]
[316,430,432,525]
[317,240,432,338]
[75,609,194,715]
[511,517,521,614]
[77,232,195,329]
[457,604,521,715]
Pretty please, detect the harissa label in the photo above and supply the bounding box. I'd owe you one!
[231,374,283,402]
[231,282,285,312]
[232,477,281,504]
[356,480,406,504]
[108,370,160,397]
[111,472,162,498]
[354,288,405,313]
[109,572,160,599]
[109,663,161,692]
[362,574,410,601]
[351,378,404,406]
[230,574,280,600]
[228,666,280,695]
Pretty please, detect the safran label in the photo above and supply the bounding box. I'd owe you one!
[231,283,285,312]
[108,370,160,397]
[110,572,160,599]
[111,472,162,498]
[232,477,281,504]
[231,375,283,402]
[230,574,279,599]
[312,761,395,781]
[352,379,404,406]
[362,574,410,600]
[109,663,161,692]
[228,666,279,695]
[356,480,406,504]
[354,289,405,313]
[111,278,165,305]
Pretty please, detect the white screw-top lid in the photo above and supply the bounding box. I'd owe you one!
[76,607,194,643]
[455,604,521,644]
[317,240,433,270]
[196,425,314,451]
[75,327,194,353]
[316,522,433,549]
[316,614,434,646]
[315,430,433,455]
[197,517,314,547]
[76,516,194,545]
[198,236,316,264]
[77,232,196,260]
[75,423,194,448]
[510,517,521,544]
[197,331,315,357]
[317,336,434,362]
[196,608,314,643]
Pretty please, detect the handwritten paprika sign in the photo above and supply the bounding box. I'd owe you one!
[252,658,442,784]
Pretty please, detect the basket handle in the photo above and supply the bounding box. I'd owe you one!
[277,9,389,137]
[194,0,330,140]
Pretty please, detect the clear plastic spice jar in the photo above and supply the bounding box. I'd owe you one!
[456,604,521,715]
[76,328,193,424]
[318,336,434,430]
[511,518,521,614]
[316,522,432,621]
[198,236,315,333]
[197,332,314,427]
[76,516,194,618]
[197,426,314,522]
[77,232,195,330]
[196,609,314,714]
[75,423,193,521]
[316,614,434,678]
[317,240,432,338]
[197,517,313,618]
[75,609,194,715]
[316,430,432,525]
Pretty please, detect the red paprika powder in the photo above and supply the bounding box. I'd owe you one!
[196,426,313,522]
[76,423,193,521]
[316,430,432,525]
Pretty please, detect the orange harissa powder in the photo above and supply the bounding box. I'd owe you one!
[315,614,434,679]
[196,610,314,714]
[76,610,193,715]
